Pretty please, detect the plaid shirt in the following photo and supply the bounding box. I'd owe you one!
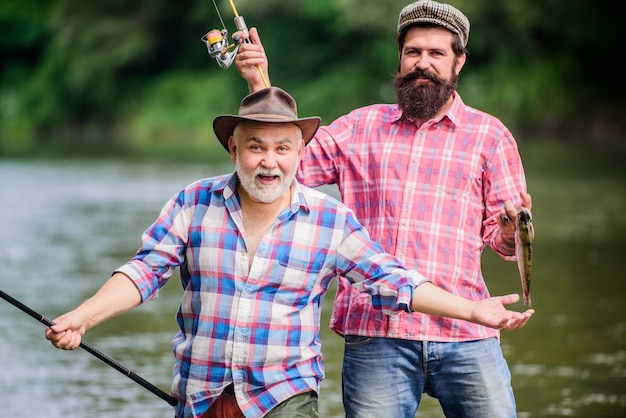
[116,174,425,418]
[298,92,527,342]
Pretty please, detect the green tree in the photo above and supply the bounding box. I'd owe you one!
[1,0,623,157]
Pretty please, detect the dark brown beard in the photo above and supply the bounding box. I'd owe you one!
[394,68,458,122]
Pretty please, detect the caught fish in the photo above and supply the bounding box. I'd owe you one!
[515,208,534,307]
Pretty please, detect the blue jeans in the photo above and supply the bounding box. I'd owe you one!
[342,337,516,418]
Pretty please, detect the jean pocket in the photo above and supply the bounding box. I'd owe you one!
[344,335,372,347]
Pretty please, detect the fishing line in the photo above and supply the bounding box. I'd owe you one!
[0,289,178,407]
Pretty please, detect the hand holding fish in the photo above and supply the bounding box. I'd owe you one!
[498,192,532,231]
[470,293,535,330]
[497,192,535,308]
[515,208,534,307]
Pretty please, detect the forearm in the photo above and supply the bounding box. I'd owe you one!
[249,78,269,93]
[410,282,476,321]
[74,273,142,330]
[410,282,534,331]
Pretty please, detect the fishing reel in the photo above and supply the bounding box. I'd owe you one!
[202,15,250,70]
[201,28,238,69]
[201,2,268,86]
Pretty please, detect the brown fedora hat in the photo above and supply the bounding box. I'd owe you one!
[213,87,321,151]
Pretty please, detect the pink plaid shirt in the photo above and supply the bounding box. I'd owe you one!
[297,92,527,341]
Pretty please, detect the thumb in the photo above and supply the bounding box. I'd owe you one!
[50,313,84,333]
[49,316,70,333]
[497,293,520,306]
[521,192,532,210]
[249,27,262,45]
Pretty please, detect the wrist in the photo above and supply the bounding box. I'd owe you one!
[497,231,516,255]
[249,79,269,93]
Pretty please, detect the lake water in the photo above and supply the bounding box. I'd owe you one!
[1,149,625,417]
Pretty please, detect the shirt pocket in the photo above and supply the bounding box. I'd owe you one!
[272,249,328,308]
[417,148,478,196]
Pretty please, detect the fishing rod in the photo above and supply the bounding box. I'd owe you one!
[201,0,269,87]
[0,289,178,407]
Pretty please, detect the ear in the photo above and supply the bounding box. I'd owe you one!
[454,52,467,76]
[228,136,237,164]
[298,138,305,159]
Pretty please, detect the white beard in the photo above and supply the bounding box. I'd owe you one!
[235,158,295,203]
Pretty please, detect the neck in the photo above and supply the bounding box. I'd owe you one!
[237,185,291,265]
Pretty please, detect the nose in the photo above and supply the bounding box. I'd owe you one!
[260,152,278,169]
[414,54,430,70]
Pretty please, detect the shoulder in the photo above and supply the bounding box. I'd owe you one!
[453,93,511,133]
[346,103,399,121]
[327,103,398,125]
[298,184,354,217]
[319,103,401,140]
[446,97,514,150]
[175,174,232,205]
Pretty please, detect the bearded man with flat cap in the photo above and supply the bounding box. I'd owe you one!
[235,1,534,417]
[44,86,533,418]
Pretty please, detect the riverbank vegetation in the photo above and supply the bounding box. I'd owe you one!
[1,0,624,161]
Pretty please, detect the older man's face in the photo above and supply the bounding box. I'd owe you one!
[229,122,303,204]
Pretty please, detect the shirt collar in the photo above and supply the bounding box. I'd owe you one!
[222,172,311,216]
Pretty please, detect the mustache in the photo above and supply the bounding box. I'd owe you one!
[255,168,283,178]
[399,68,442,85]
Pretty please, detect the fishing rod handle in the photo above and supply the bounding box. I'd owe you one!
[234,16,250,43]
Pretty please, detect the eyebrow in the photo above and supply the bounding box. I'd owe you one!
[244,136,294,146]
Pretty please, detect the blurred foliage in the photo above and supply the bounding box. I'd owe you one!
[1,0,624,159]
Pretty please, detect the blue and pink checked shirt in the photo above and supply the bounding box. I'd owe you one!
[298,92,527,342]
[115,174,427,418]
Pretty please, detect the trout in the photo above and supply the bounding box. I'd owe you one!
[515,208,534,307]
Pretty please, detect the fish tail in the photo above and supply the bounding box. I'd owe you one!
[523,294,532,308]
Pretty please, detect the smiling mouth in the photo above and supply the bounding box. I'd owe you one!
[257,174,280,184]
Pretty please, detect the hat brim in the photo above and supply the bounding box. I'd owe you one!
[213,115,321,152]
